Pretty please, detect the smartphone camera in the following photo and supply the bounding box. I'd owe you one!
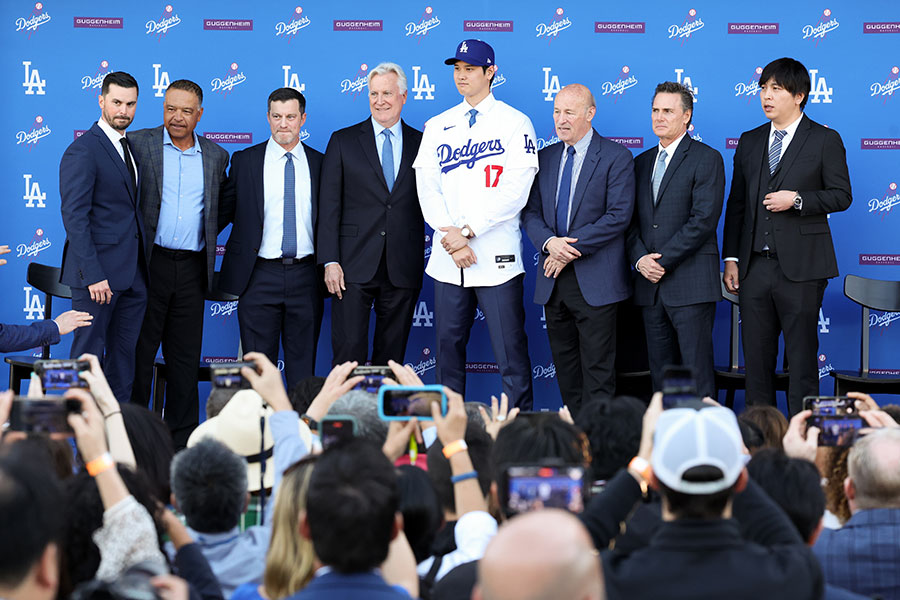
[378,385,447,421]
[502,464,586,516]
[351,366,392,394]
[33,359,90,393]
[211,361,256,389]
[662,366,698,409]
[804,396,862,447]
[319,415,358,450]
[8,397,82,435]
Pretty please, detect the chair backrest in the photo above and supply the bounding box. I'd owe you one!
[844,274,900,376]
[720,275,740,370]
[207,271,239,303]
[25,263,70,359]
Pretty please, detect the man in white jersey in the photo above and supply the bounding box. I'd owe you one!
[414,39,538,409]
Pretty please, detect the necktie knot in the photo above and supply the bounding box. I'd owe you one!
[566,146,576,157]
[468,109,478,127]
[284,151,293,163]
[774,129,786,141]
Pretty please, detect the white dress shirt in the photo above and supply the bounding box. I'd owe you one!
[97,118,138,188]
[258,137,314,259]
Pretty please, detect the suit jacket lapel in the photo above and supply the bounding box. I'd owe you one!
[569,131,601,222]
[655,137,689,207]
[357,119,389,194]
[93,124,136,205]
[393,120,416,194]
[303,142,318,227]
[771,114,810,189]
[198,135,215,223]
[251,143,266,222]
[149,126,164,205]
[543,143,563,226]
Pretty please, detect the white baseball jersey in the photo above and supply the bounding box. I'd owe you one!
[414,93,538,287]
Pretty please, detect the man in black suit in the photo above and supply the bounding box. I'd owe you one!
[219,88,323,388]
[723,57,852,415]
[318,63,423,365]
[626,82,725,398]
[522,84,635,416]
[128,79,230,447]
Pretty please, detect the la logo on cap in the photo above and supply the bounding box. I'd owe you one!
[460,41,469,52]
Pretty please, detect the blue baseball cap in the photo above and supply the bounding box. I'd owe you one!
[444,39,495,67]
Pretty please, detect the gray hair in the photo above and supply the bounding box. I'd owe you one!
[329,390,389,444]
[368,62,408,93]
[653,81,694,124]
[848,428,900,510]
[171,438,248,533]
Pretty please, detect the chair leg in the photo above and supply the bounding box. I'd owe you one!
[151,366,166,416]
[726,388,736,410]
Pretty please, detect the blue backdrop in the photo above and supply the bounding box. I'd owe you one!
[4,0,899,413]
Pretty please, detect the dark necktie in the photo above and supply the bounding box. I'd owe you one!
[769,129,786,175]
[120,137,136,194]
[282,152,297,259]
[556,146,576,236]
[382,129,394,191]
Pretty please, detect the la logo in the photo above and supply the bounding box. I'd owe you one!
[23,174,46,208]
[22,61,46,95]
[412,66,435,100]
[153,64,170,98]
[282,65,306,92]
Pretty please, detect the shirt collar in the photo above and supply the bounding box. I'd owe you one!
[769,113,804,139]
[162,127,201,153]
[658,130,688,157]
[266,136,303,160]
[97,118,126,145]
[568,128,593,156]
[461,93,496,117]
[187,525,241,546]
[371,117,402,139]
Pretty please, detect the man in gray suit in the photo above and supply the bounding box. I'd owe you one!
[129,79,229,447]
[626,81,725,397]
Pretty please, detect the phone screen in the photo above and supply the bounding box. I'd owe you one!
[351,366,392,394]
[662,366,698,409]
[320,417,357,449]
[34,359,90,392]
[211,361,255,389]
[804,396,854,417]
[810,416,863,446]
[504,465,585,515]
[379,386,446,420]
[8,398,81,434]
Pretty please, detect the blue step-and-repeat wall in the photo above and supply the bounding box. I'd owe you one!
[4,0,899,412]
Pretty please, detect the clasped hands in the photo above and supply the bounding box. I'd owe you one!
[439,226,476,269]
[543,236,580,279]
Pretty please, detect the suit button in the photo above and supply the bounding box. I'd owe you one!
[652,224,659,229]
[765,216,770,221]
[380,231,386,236]
[387,204,392,209]
[134,233,139,238]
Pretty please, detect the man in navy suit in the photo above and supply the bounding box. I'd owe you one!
[60,71,147,403]
[318,63,423,365]
[522,84,635,417]
[219,88,323,388]
[626,81,725,398]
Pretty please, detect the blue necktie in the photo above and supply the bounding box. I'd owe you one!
[282,152,297,259]
[652,148,668,206]
[769,129,786,175]
[468,109,478,127]
[556,146,576,236]
[382,129,394,191]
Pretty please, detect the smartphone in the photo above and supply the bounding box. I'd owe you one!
[501,464,586,516]
[351,365,392,394]
[377,385,447,421]
[804,396,855,416]
[804,396,862,446]
[33,359,90,392]
[662,366,698,409]
[319,415,358,449]
[8,397,82,434]
[515,410,559,424]
[210,361,256,389]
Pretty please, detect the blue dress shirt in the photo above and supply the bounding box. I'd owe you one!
[156,129,205,250]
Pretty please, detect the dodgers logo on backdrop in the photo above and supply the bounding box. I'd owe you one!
[869,310,900,330]
[675,68,698,101]
[734,66,763,101]
[209,300,238,319]
[275,6,310,40]
[869,182,899,218]
[17,115,50,148]
[22,61,45,95]
[803,8,839,43]
[542,67,561,102]
[153,63,170,98]
[533,363,556,379]
[211,62,246,96]
[406,6,440,39]
[23,286,44,320]
[18,228,51,260]
[870,66,900,103]
[340,63,368,97]
[408,347,436,376]
[601,66,638,101]
[537,130,560,151]
[23,173,46,208]
[687,124,702,142]
[669,8,704,43]
[808,68,833,103]
[82,60,111,92]
[282,66,306,93]
[411,66,434,100]
[817,353,834,379]
[411,301,433,327]
[535,8,572,42]
[437,139,505,174]
[16,2,51,37]
[491,72,507,89]
[819,308,830,333]
[423,234,432,259]
[146,4,181,38]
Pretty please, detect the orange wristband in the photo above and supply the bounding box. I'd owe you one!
[442,439,468,459]
[86,452,115,477]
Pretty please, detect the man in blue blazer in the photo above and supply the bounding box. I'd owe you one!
[522,84,635,417]
[219,88,323,388]
[626,82,725,398]
[60,71,147,403]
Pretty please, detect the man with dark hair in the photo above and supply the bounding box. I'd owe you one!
[129,79,230,448]
[60,71,147,402]
[318,62,424,366]
[491,414,588,487]
[294,438,408,598]
[626,81,724,397]
[0,454,64,600]
[722,56,852,415]
[220,88,323,387]
[522,83,635,416]
[576,396,643,483]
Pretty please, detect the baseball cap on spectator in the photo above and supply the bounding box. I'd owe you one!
[188,389,312,491]
[652,407,745,495]
[445,39,494,66]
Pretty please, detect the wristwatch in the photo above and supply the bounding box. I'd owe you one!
[793,194,803,210]
[460,225,474,239]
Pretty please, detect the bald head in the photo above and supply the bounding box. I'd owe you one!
[554,84,596,146]
[847,428,900,511]
[475,509,604,600]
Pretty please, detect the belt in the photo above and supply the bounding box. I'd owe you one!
[257,255,314,266]
[753,249,778,259]
[154,244,203,260]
